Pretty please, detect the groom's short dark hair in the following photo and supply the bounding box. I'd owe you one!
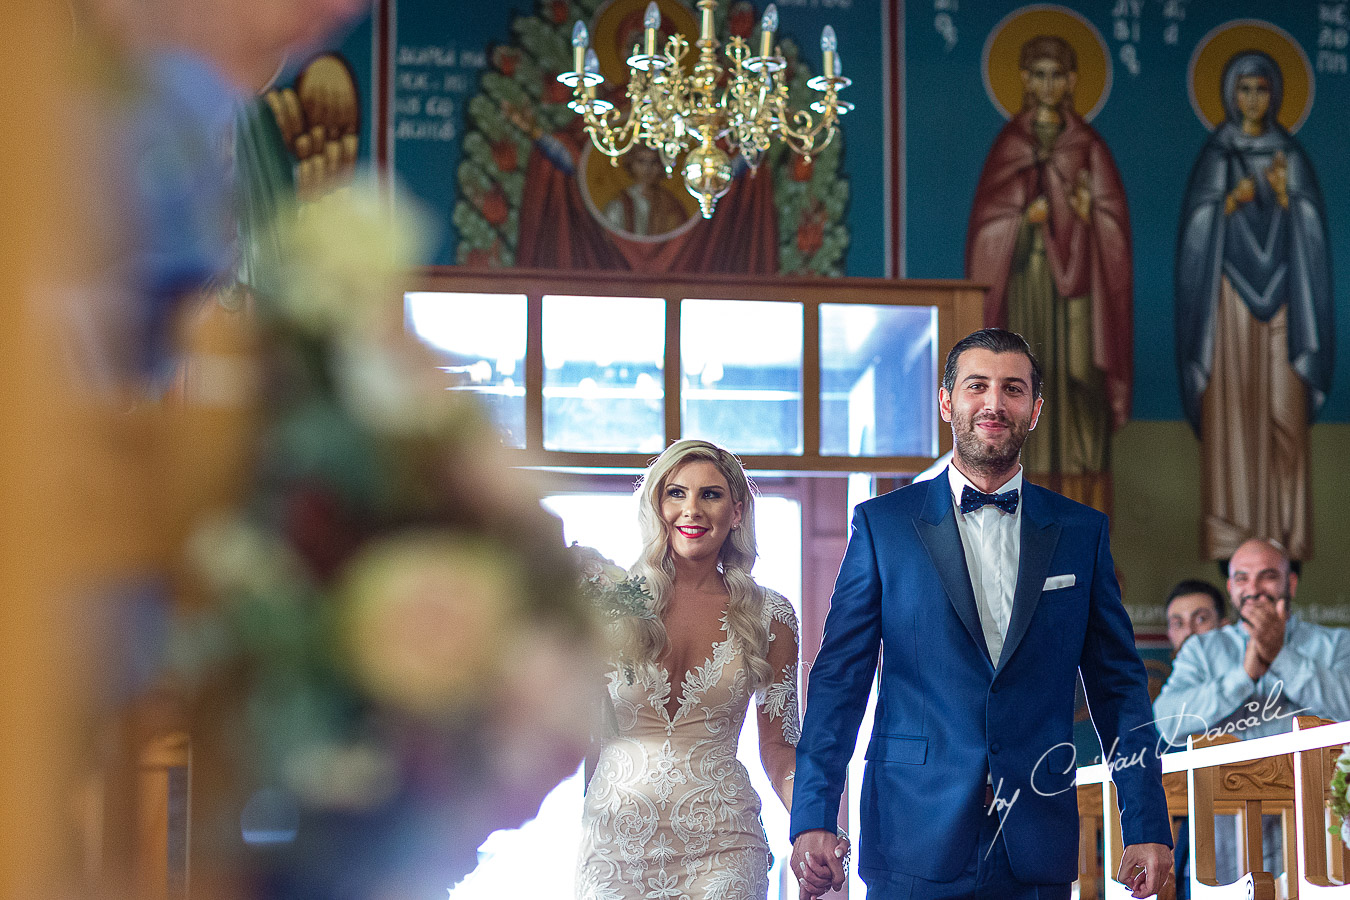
[941,328,1043,399]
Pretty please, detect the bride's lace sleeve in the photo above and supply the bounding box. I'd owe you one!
[756,589,801,747]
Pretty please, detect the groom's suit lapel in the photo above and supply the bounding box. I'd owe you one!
[915,473,993,667]
[995,482,1062,674]
[913,473,1064,672]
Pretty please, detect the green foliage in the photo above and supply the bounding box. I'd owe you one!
[584,576,658,621]
[1331,758,1349,840]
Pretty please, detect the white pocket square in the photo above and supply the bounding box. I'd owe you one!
[1043,574,1076,591]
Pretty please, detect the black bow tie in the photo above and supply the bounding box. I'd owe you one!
[960,484,1020,515]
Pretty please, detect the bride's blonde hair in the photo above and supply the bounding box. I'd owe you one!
[622,440,772,691]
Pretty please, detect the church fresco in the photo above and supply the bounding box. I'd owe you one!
[450,0,850,275]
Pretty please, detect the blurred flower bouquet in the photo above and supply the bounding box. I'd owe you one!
[1332,750,1350,849]
[169,178,603,897]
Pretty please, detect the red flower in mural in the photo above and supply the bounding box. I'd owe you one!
[481,185,510,226]
[543,77,572,106]
[548,0,569,25]
[728,2,755,38]
[491,139,519,173]
[493,46,520,78]
[791,154,814,182]
[465,243,500,267]
[796,205,825,256]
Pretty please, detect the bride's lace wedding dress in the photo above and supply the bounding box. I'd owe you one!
[575,591,800,900]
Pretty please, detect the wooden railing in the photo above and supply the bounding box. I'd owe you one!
[1078,717,1350,899]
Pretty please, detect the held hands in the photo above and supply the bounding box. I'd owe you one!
[1116,842,1173,898]
[791,829,850,899]
[1241,593,1290,680]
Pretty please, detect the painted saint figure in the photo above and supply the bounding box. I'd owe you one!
[965,35,1132,513]
[602,144,690,237]
[1174,50,1333,562]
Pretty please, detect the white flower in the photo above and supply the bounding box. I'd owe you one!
[336,532,523,720]
[333,334,472,436]
[645,869,685,900]
[271,176,433,337]
[570,544,627,587]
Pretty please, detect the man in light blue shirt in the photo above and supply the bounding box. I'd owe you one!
[1154,537,1350,748]
[1154,538,1350,886]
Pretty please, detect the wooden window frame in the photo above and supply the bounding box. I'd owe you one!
[408,267,984,475]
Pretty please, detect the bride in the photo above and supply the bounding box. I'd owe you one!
[576,439,812,900]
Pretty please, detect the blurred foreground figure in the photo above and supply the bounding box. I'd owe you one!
[71,0,370,384]
[58,2,605,897]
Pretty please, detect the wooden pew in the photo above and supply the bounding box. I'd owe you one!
[1184,731,1281,899]
[136,732,191,900]
[1082,722,1350,900]
[1099,779,1177,900]
[1081,781,1105,898]
[1290,717,1349,896]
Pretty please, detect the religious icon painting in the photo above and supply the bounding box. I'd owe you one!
[965,4,1131,515]
[1175,19,1331,563]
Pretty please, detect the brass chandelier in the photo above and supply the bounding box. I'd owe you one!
[559,0,851,219]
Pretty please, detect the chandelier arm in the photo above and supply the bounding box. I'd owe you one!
[769,96,819,145]
[788,119,837,156]
[587,125,642,159]
[577,94,643,158]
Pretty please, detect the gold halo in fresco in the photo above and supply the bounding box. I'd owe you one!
[1188,20,1313,134]
[591,0,700,85]
[982,4,1111,122]
[579,144,700,241]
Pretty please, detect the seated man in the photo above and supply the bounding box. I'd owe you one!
[1154,538,1350,745]
[1165,579,1227,655]
[1154,539,1350,887]
[1160,578,1225,899]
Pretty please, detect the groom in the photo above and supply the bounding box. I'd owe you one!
[790,329,1171,899]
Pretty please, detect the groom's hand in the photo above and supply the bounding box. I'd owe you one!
[791,829,845,897]
[1116,842,1172,898]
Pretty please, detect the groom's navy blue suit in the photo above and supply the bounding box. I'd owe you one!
[790,471,1171,888]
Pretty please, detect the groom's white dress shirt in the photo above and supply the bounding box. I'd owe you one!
[947,464,1023,665]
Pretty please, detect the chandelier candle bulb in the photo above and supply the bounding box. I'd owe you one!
[759,4,777,59]
[571,21,588,76]
[570,49,610,112]
[644,2,659,56]
[821,25,837,79]
[584,50,600,101]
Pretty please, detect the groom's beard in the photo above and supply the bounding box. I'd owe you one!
[951,408,1031,476]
